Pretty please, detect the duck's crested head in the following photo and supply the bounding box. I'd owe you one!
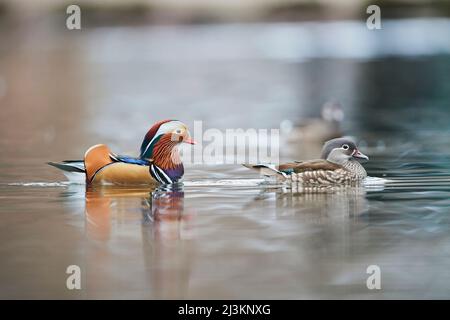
[321,137,369,165]
[140,120,194,161]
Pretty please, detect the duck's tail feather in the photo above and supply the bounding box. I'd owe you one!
[47,161,85,173]
[47,160,85,183]
[242,164,287,178]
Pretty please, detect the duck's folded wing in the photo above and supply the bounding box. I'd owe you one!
[243,160,341,177]
[47,155,148,173]
[85,145,156,185]
[279,159,341,173]
[112,155,149,166]
[48,145,155,184]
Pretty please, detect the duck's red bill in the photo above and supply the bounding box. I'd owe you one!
[184,138,196,145]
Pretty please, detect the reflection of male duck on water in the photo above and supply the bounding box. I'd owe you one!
[84,184,192,241]
[82,184,195,298]
[143,185,186,223]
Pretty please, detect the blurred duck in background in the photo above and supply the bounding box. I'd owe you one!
[284,101,345,144]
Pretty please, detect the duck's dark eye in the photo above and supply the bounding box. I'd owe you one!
[175,129,182,134]
[342,144,349,150]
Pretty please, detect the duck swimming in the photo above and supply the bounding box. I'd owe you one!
[284,101,344,144]
[244,137,369,185]
[48,120,195,185]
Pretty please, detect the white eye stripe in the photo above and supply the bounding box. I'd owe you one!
[342,144,349,150]
[142,121,184,156]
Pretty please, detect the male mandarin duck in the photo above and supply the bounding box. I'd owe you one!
[244,138,369,185]
[48,120,195,185]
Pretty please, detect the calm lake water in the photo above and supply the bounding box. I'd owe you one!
[1,18,450,299]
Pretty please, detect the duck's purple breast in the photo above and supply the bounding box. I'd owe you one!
[165,164,184,182]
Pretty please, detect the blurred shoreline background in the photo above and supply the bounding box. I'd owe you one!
[1,0,450,26]
[1,0,450,177]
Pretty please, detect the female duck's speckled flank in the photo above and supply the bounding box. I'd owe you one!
[244,138,369,185]
[48,120,195,185]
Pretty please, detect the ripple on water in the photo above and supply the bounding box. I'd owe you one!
[7,182,72,187]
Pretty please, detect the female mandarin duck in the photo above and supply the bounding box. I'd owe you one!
[48,120,195,185]
[244,138,369,185]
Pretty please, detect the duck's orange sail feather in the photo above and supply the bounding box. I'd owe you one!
[84,144,115,184]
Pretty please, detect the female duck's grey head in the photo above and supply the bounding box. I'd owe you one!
[321,137,369,165]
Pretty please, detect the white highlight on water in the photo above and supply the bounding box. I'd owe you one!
[183,179,265,187]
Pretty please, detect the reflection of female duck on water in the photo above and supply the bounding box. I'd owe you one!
[246,184,369,222]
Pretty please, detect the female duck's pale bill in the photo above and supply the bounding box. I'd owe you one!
[48,120,195,185]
